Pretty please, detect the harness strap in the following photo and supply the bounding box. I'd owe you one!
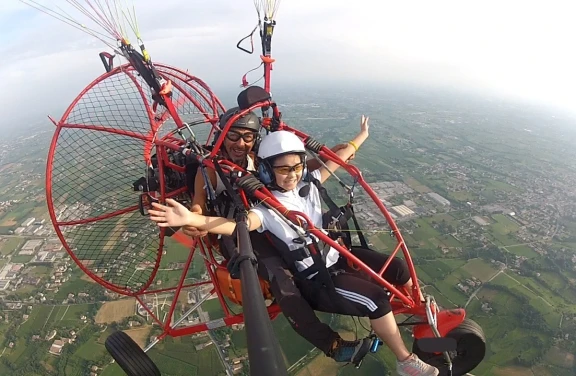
[349,204,369,249]
[318,238,333,262]
[309,175,371,250]
[308,176,340,214]
[264,233,312,265]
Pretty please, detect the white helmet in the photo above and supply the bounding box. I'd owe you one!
[257,131,307,185]
[257,130,306,160]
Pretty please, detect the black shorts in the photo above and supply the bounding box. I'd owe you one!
[298,247,410,320]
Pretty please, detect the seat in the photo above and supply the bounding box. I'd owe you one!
[215,264,273,306]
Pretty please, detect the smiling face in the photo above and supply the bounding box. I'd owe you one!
[271,153,305,191]
[223,128,257,166]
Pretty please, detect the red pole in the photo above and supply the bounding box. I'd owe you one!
[260,19,276,94]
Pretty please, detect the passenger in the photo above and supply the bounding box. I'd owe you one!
[152,115,439,376]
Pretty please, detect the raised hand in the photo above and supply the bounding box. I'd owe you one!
[149,199,195,228]
[360,114,370,135]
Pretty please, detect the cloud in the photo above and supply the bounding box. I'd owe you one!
[1,0,575,129]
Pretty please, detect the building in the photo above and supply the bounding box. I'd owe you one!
[31,225,44,234]
[21,218,35,227]
[21,239,43,252]
[427,192,451,206]
[472,216,490,226]
[233,364,244,374]
[194,341,213,351]
[49,340,65,355]
[403,200,417,208]
[391,205,415,217]
[45,242,63,252]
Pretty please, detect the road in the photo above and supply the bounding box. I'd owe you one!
[464,269,503,308]
[287,314,336,374]
[287,347,319,373]
[208,330,234,376]
[0,234,45,239]
[464,267,553,309]
[504,271,553,307]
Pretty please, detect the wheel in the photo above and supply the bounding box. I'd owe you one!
[413,319,486,376]
[104,330,161,376]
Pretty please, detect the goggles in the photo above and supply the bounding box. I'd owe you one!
[272,162,305,175]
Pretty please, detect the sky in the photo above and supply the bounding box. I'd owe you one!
[1,0,575,128]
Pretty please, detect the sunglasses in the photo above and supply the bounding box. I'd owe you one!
[272,162,305,175]
[225,130,256,143]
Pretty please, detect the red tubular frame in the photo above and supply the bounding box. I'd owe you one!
[48,58,465,350]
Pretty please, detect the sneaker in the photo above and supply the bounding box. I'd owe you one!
[329,337,371,364]
[396,353,439,376]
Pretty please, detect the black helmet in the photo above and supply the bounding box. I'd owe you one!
[219,107,261,133]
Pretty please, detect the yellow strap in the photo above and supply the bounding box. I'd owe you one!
[348,140,359,152]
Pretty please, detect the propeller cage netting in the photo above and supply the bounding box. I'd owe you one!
[46,63,221,295]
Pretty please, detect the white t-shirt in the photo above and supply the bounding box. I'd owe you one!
[250,169,341,276]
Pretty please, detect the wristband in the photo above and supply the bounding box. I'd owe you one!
[348,141,359,151]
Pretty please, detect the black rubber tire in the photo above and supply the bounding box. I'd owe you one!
[104,330,162,376]
[413,319,486,376]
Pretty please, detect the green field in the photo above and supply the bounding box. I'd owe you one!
[10,254,34,263]
[420,285,457,309]
[338,354,387,375]
[27,265,51,277]
[74,338,108,361]
[272,314,316,366]
[372,231,400,252]
[484,179,522,193]
[231,329,247,351]
[99,335,225,376]
[470,286,550,372]
[461,258,500,282]
[160,237,194,268]
[505,244,539,258]
[201,297,226,320]
[0,237,23,255]
[418,260,454,281]
[153,269,188,289]
[490,214,520,235]
[404,176,431,193]
[413,218,442,241]
[59,304,96,327]
[490,272,518,288]
[3,303,96,373]
[434,276,468,307]
[441,258,468,269]
[487,271,565,327]
[429,213,458,225]
[0,202,37,227]
[54,279,98,300]
[538,271,566,290]
[438,234,463,247]
[17,305,58,337]
[415,266,433,283]
[448,190,477,202]
[416,258,503,308]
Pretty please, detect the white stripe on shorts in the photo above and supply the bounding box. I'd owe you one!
[334,287,379,312]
